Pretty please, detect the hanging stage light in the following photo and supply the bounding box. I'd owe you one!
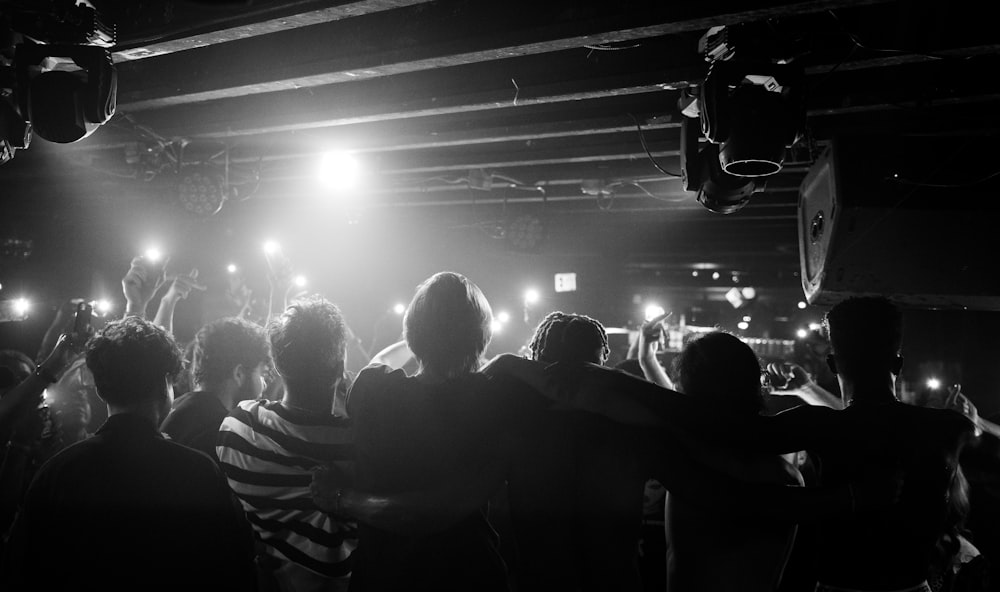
[176,165,227,217]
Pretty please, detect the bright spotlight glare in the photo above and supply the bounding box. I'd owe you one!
[737,321,750,330]
[741,287,757,300]
[796,328,808,339]
[393,303,406,315]
[94,299,112,316]
[926,378,942,390]
[263,240,280,255]
[742,315,752,322]
[524,289,540,304]
[497,311,511,324]
[491,320,503,334]
[797,301,807,310]
[13,298,30,316]
[712,271,721,280]
[293,275,308,288]
[144,247,162,263]
[226,264,238,274]
[644,304,666,322]
[808,322,822,331]
[317,151,361,190]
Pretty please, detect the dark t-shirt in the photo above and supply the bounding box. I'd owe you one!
[160,391,229,460]
[4,413,256,591]
[346,364,510,592]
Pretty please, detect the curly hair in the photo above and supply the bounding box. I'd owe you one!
[85,316,183,406]
[528,311,609,364]
[268,296,347,384]
[673,331,762,416]
[404,272,492,378]
[191,317,269,388]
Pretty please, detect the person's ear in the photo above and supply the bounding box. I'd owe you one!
[826,354,838,375]
[891,355,904,376]
[232,364,246,387]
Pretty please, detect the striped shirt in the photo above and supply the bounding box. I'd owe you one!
[217,399,356,584]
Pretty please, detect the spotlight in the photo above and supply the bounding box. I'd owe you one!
[144,247,163,263]
[737,321,750,330]
[697,37,804,177]
[796,328,808,339]
[176,166,226,217]
[262,241,280,255]
[393,303,406,315]
[317,151,361,191]
[725,287,744,309]
[293,275,307,288]
[926,378,942,390]
[497,311,511,324]
[680,116,762,214]
[507,215,546,251]
[691,270,699,277]
[13,298,29,317]
[797,301,807,310]
[712,272,721,280]
[742,315,752,322]
[645,304,666,322]
[524,289,540,304]
[808,322,822,332]
[491,319,503,334]
[226,264,238,274]
[741,287,757,300]
[93,299,112,316]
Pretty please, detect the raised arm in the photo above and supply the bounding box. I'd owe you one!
[152,268,206,334]
[638,312,674,389]
[122,255,166,319]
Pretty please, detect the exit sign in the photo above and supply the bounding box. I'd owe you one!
[554,272,577,292]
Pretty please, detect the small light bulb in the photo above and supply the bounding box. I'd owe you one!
[226,264,238,274]
[796,328,808,339]
[712,272,720,280]
[497,311,511,324]
[737,321,750,330]
[926,378,941,390]
[144,248,163,263]
[524,289,540,304]
[13,298,30,316]
[263,241,280,255]
[393,303,406,315]
[293,275,307,288]
[797,301,807,310]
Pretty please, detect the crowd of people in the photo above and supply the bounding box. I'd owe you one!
[0,252,996,592]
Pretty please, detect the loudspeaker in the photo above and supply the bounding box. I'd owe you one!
[799,135,1000,310]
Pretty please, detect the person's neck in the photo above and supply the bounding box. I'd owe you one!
[107,402,164,426]
[196,381,241,411]
[282,385,335,415]
[839,374,898,407]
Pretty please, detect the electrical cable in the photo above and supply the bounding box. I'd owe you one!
[827,10,970,62]
[627,113,683,178]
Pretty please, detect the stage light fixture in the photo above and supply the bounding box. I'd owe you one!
[741,287,757,300]
[507,215,546,251]
[737,321,750,330]
[691,271,699,277]
[742,315,752,322]
[176,166,227,217]
[393,303,406,315]
[491,319,503,334]
[497,311,511,324]
[13,298,29,317]
[317,151,361,191]
[796,328,808,339]
[293,275,307,288]
[524,289,540,305]
[797,301,807,310]
[263,241,280,255]
[226,264,238,274]
[712,272,721,280]
[680,116,762,214]
[644,304,666,322]
[926,378,942,390]
[808,322,822,332]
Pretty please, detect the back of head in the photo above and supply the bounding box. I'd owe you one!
[0,349,35,393]
[192,317,269,389]
[269,296,347,387]
[528,311,609,365]
[824,297,902,376]
[85,316,183,407]
[674,331,762,416]
[404,272,492,378]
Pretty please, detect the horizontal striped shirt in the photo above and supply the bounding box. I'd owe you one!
[217,399,356,582]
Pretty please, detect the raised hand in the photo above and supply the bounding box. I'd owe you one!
[122,255,167,318]
[163,268,207,302]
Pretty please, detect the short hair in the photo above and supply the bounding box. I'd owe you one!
[824,297,902,368]
[673,331,762,416]
[404,272,492,378]
[528,312,609,365]
[85,317,183,406]
[192,318,269,388]
[269,296,347,383]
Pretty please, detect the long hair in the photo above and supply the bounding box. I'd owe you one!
[404,272,492,379]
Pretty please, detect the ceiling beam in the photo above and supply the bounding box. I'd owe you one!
[113,0,434,61]
[115,0,892,110]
